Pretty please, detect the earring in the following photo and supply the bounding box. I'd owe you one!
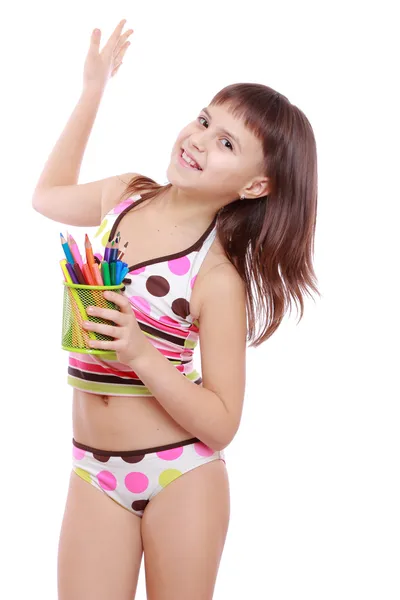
[240,194,246,200]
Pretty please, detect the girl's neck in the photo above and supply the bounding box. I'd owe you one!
[155,186,219,227]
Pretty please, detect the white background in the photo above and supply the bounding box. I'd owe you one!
[1,0,399,598]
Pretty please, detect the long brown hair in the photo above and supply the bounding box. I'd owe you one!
[117,83,320,347]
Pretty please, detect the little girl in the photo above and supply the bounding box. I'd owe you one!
[33,19,319,600]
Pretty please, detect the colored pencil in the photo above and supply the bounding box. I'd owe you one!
[82,263,95,286]
[109,243,119,263]
[115,260,122,285]
[101,261,111,286]
[85,234,95,265]
[118,241,129,260]
[91,262,103,286]
[68,234,84,267]
[66,287,95,344]
[66,288,86,347]
[66,262,79,284]
[60,259,91,345]
[60,259,73,283]
[120,266,129,282]
[60,233,74,264]
[109,231,120,262]
[110,262,116,285]
[72,263,86,285]
[104,239,113,262]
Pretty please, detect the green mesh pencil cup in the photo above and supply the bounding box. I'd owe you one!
[61,282,124,355]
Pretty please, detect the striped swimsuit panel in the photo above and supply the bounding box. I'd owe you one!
[67,194,218,397]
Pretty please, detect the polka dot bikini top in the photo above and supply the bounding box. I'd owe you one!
[67,193,219,397]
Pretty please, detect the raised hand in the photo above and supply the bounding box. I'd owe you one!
[83,19,134,91]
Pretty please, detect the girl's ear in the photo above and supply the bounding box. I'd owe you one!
[244,177,270,199]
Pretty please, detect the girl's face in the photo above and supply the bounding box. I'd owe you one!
[166,103,269,202]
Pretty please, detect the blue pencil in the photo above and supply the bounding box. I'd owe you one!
[120,266,129,282]
[115,260,123,285]
[60,233,75,264]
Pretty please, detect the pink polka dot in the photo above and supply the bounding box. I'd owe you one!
[194,442,214,457]
[113,198,135,214]
[125,471,149,493]
[97,471,117,491]
[73,446,86,460]
[131,266,146,275]
[168,256,190,276]
[156,446,184,460]
[190,275,197,289]
[129,296,151,314]
[159,315,181,326]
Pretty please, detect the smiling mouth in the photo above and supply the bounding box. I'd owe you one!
[180,148,202,171]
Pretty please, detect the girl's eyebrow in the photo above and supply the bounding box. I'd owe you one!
[201,107,242,151]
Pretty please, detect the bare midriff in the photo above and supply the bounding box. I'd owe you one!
[72,388,196,451]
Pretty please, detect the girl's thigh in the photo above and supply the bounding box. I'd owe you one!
[142,459,230,600]
[57,470,143,600]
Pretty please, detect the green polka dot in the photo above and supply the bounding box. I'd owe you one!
[159,468,182,488]
[185,339,197,349]
[94,219,108,238]
[101,229,111,247]
[74,467,92,484]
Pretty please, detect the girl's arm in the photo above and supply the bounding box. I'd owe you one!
[129,263,247,451]
[32,86,111,226]
[32,20,133,226]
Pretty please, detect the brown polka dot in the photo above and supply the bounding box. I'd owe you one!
[121,454,145,464]
[172,298,190,319]
[146,275,170,297]
[132,499,149,512]
[93,453,110,463]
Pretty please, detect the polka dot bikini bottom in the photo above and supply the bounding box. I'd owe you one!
[72,437,226,517]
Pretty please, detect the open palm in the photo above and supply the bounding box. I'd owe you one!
[83,19,134,90]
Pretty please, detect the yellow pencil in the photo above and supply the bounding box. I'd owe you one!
[60,259,96,343]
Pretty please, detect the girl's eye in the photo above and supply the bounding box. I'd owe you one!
[197,116,234,151]
[221,139,233,150]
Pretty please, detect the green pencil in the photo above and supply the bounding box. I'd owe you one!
[110,262,116,286]
[101,261,111,286]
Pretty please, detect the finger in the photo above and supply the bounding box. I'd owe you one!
[83,320,121,339]
[87,338,120,350]
[103,291,132,314]
[91,28,101,50]
[113,41,130,64]
[104,19,127,53]
[86,305,126,324]
[111,64,122,78]
[111,62,124,77]
[115,28,134,49]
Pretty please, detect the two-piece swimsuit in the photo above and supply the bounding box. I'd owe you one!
[70,193,226,516]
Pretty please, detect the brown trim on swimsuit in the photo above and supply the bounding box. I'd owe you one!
[109,195,218,274]
[72,436,201,457]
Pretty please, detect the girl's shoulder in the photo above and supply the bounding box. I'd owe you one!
[189,236,232,320]
[101,172,146,217]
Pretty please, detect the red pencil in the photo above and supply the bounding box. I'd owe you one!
[72,263,86,285]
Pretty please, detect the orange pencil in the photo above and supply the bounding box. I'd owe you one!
[91,262,103,286]
[85,234,95,265]
[82,263,95,286]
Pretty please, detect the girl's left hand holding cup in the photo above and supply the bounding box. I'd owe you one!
[83,291,148,365]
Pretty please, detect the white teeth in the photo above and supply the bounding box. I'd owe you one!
[182,150,200,169]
